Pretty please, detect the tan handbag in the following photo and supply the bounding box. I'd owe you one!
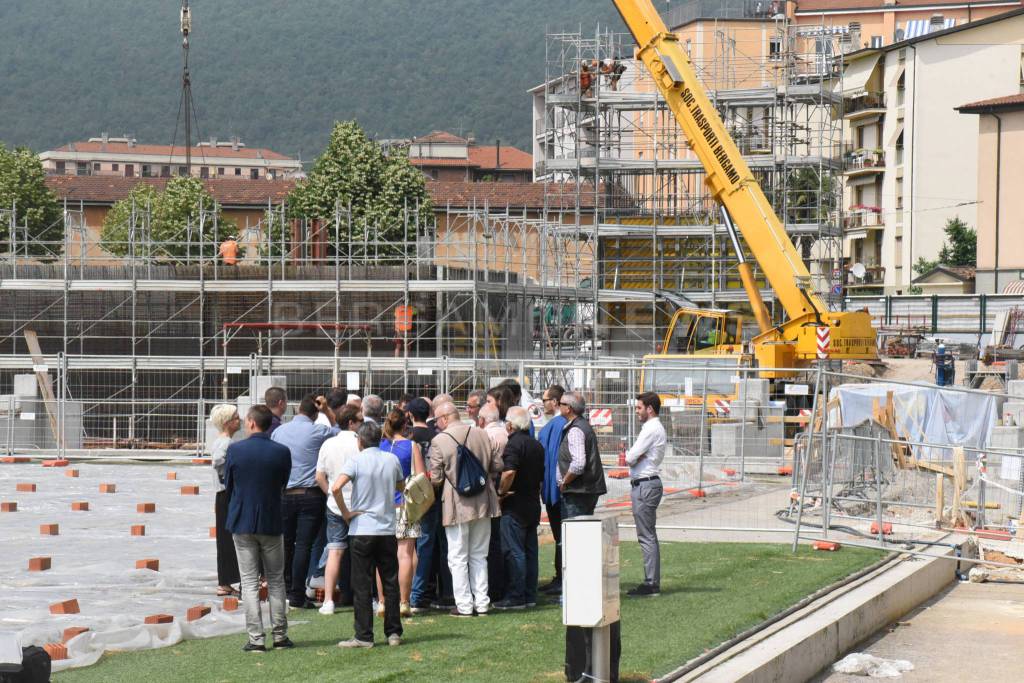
[402,472,435,525]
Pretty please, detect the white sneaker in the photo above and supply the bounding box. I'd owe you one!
[318,600,335,615]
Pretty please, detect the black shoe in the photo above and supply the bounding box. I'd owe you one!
[432,600,456,610]
[626,584,660,597]
[540,579,562,594]
[493,599,527,610]
[243,642,266,653]
[273,637,295,649]
[289,599,316,609]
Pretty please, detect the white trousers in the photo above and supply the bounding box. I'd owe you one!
[445,517,492,614]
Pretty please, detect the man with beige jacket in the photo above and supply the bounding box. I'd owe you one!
[429,401,503,617]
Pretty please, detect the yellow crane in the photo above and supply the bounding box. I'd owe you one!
[611,0,877,393]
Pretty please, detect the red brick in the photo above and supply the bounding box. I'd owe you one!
[65,468,80,478]
[144,614,173,624]
[1,456,30,463]
[187,605,211,622]
[42,459,70,467]
[49,599,80,615]
[259,585,268,601]
[62,626,89,643]
[136,502,156,513]
[222,596,239,611]
[191,458,211,465]
[43,643,68,661]
[180,485,199,495]
[0,502,16,512]
[99,483,116,493]
[16,483,36,493]
[870,521,894,535]
[71,501,89,511]
[778,466,794,476]
[29,557,51,571]
[166,472,177,480]
[40,523,59,535]
[315,588,342,604]
[131,524,146,536]
[813,540,842,552]
[135,558,159,571]
[209,526,217,538]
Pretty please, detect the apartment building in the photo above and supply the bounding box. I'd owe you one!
[839,8,1024,293]
[40,135,304,181]
[957,93,1024,293]
[406,131,532,183]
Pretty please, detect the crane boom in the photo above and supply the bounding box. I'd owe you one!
[613,0,876,367]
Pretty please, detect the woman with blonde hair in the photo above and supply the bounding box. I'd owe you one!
[379,408,425,617]
[209,403,242,597]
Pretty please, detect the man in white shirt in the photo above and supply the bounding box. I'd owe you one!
[626,391,667,597]
[314,404,362,614]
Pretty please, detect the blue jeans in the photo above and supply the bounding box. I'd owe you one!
[561,493,598,520]
[501,514,538,605]
[411,497,452,606]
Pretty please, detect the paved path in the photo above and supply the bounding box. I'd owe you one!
[816,581,1024,682]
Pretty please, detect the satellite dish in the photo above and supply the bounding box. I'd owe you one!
[851,263,867,280]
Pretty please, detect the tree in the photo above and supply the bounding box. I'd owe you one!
[100,177,237,261]
[284,121,431,257]
[936,216,976,267]
[0,145,62,258]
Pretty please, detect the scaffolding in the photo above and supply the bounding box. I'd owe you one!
[534,6,848,354]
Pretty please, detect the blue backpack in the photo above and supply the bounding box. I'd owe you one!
[443,431,488,497]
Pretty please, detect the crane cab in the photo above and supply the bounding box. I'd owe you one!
[660,307,748,356]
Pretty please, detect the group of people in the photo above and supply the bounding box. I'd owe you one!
[208,379,669,654]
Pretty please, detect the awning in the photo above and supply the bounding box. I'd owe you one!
[901,18,955,40]
[888,121,904,147]
[1003,280,1024,295]
[841,54,881,96]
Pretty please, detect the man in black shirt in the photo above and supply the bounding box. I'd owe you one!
[495,406,546,610]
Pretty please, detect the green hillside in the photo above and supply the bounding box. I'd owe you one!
[0,1,655,161]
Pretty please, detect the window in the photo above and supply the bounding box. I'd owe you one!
[112,163,119,172]
[769,38,782,60]
[92,162,101,172]
[217,167,225,176]
[250,168,259,180]
[125,164,134,177]
[234,168,242,176]
[56,161,66,174]
[200,166,209,179]
[177,166,187,176]
[161,165,171,178]
[142,164,153,177]
[76,162,89,176]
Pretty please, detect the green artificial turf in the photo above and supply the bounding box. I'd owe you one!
[56,542,881,683]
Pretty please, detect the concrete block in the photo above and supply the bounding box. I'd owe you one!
[0,395,20,413]
[40,523,59,535]
[712,422,751,458]
[135,559,159,571]
[144,614,173,625]
[43,643,68,661]
[187,605,211,622]
[137,502,156,513]
[131,525,146,536]
[15,483,36,492]
[250,375,286,406]
[29,557,51,571]
[99,483,116,493]
[180,485,199,495]
[49,599,80,615]
[1007,380,1024,398]
[735,378,770,405]
[990,426,1024,451]
[1001,401,1024,427]
[71,501,89,511]
[65,469,79,478]
[62,627,89,643]
[222,596,239,611]
[166,472,177,480]
[13,374,38,398]
[1,501,16,512]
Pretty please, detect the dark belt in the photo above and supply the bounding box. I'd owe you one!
[283,486,323,496]
[631,475,660,487]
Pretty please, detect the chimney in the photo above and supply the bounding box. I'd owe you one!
[848,21,862,48]
[495,139,501,170]
[209,136,217,147]
[231,136,240,151]
[127,136,136,148]
[101,132,109,144]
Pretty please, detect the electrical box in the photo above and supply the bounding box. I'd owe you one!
[562,516,620,627]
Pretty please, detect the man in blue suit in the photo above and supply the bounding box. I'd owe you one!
[224,404,294,652]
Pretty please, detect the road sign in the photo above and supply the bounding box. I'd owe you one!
[831,284,843,295]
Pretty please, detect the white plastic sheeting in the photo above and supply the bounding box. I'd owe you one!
[0,462,255,671]
[833,652,914,678]
[830,383,998,460]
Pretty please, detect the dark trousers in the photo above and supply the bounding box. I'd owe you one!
[487,517,505,601]
[307,523,327,582]
[545,500,563,581]
[561,492,598,520]
[501,514,539,605]
[281,489,326,604]
[411,497,453,606]
[350,535,402,643]
[215,490,240,586]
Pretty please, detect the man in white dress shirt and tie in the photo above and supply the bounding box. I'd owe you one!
[626,391,667,597]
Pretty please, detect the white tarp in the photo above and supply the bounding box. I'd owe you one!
[830,383,998,460]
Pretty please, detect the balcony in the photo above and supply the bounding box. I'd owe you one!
[665,0,782,27]
[842,148,885,176]
[845,264,886,291]
[843,92,886,120]
[844,206,883,231]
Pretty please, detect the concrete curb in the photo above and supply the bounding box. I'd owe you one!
[662,542,957,682]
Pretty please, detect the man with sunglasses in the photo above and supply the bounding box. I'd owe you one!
[556,392,607,519]
[537,385,566,595]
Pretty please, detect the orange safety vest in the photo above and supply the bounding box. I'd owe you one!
[219,240,238,265]
[395,305,414,333]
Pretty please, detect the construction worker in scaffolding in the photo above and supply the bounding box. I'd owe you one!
[579,60,594,98]
[219,235,239,266]
[600,58,626,91]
